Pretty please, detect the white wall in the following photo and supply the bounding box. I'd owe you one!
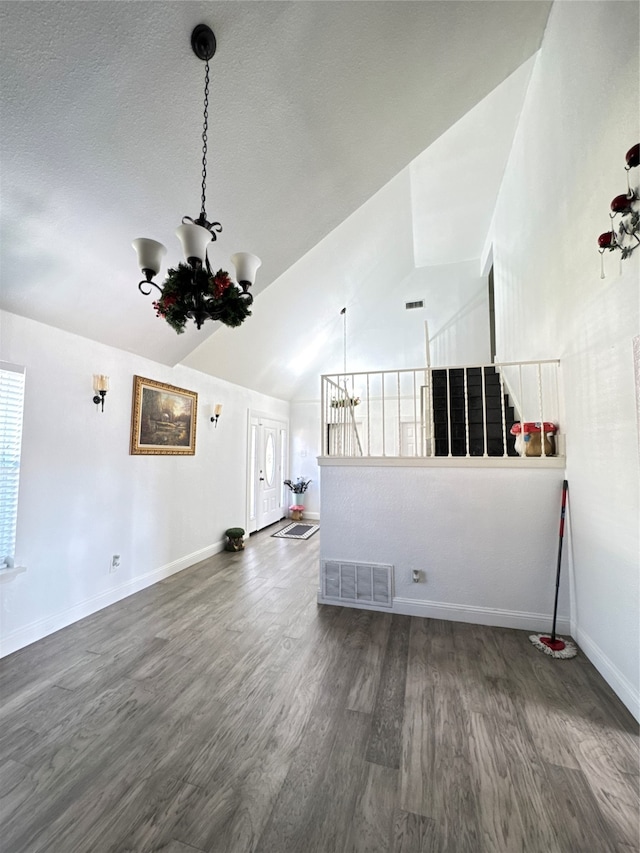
[414,260,491,367]
[490,1,639,717]
[0,310,289,656]
[289,400,321,519]
[345,258,491,373]
[319,462,569,631]
[289,258,492,515]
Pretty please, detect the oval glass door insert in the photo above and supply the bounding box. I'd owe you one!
[264,432,275,487]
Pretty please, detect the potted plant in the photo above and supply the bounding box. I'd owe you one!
[330,396,361,408]
[284,478,311,520]
[283,477,311,498]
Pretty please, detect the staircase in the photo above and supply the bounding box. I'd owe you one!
[432,366,518,457]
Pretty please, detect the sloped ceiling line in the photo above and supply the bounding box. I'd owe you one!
[0,1,551,393]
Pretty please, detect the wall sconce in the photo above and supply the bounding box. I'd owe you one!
[598,143,639,278]
[92,375,109,411]
[210,403,223,427]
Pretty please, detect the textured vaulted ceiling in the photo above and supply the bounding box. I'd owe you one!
[0,1,551,384]
[184,53,538,400]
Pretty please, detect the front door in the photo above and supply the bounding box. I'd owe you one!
[248,415,286,532]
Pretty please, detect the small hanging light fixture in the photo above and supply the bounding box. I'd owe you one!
[133,25,261,333]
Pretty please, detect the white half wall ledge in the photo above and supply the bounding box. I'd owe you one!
[0,540,226,659]
[316,593,571,635]
[0,566,27,582]
[317,456,566,469]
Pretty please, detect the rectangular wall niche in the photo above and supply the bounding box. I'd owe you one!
[321,560,393,607]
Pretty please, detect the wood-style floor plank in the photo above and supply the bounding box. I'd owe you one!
[0,521,638,853]
[468,709,529,852]
[392,810,438,853]
[347,611,392,714]
[342,761,398,853]
[366,614,410,769]
[471,713,564,853]
[540,762,621,853]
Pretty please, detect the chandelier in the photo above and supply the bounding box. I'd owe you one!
[132,25,261,333]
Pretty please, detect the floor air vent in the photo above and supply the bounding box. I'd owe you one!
[321,560,393,607]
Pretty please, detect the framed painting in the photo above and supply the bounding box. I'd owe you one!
[130,375,198,455]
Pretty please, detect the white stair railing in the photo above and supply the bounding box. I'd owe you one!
[321,359,561,459]
[322,376,363,457]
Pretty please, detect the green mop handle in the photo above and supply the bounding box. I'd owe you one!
[551,479,569,642]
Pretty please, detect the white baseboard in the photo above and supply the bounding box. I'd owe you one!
[317,593,571,634]
[0,540,225,658]
[573,624,639,722]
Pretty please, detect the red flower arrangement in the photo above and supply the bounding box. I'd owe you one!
[151,263,251,333]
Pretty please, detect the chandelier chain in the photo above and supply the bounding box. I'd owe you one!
[200,59,209,219]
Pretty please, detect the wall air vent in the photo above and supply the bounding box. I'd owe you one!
[321,560,393,608]
[405,300,424,310]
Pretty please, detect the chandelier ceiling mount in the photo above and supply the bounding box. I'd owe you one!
[191,24,217,62]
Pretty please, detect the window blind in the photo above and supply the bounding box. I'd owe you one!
[0,362,25,567]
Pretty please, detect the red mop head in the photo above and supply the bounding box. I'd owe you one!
[529,633,577,659]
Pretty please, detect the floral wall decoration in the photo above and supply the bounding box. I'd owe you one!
[598,143,640,278]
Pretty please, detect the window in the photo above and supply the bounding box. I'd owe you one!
[264,432,275,487]
[0,363,26,567]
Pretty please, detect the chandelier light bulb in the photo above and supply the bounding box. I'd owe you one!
[231,252,262,286]
[132,238,167,277]
[176,223,212,265]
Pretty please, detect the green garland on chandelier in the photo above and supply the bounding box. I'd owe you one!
[152,263,252,334]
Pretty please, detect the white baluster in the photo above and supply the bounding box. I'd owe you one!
[413,370,424,456]
[537,362,546,457]
[397,371,401,458]
[367,373,371,456]
[446,368,452,457]
[464,367,470,457]
[498,368,507,457]
[481,366,488,457]
[428,367,435,457]
[518,364,524,457]
[381,372,386,457]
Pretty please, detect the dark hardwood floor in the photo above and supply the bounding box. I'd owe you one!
[1,523,638,852]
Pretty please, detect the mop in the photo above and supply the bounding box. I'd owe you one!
[529,479,577,659]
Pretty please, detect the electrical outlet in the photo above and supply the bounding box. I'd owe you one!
[412,569,422,583]
[110,554,121,573]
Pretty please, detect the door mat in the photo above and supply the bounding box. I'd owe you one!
[272,522,319,540]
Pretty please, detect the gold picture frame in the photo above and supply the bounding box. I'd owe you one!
[130,375,198,455]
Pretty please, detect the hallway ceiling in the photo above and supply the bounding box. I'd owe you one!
[0,1,551,378]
